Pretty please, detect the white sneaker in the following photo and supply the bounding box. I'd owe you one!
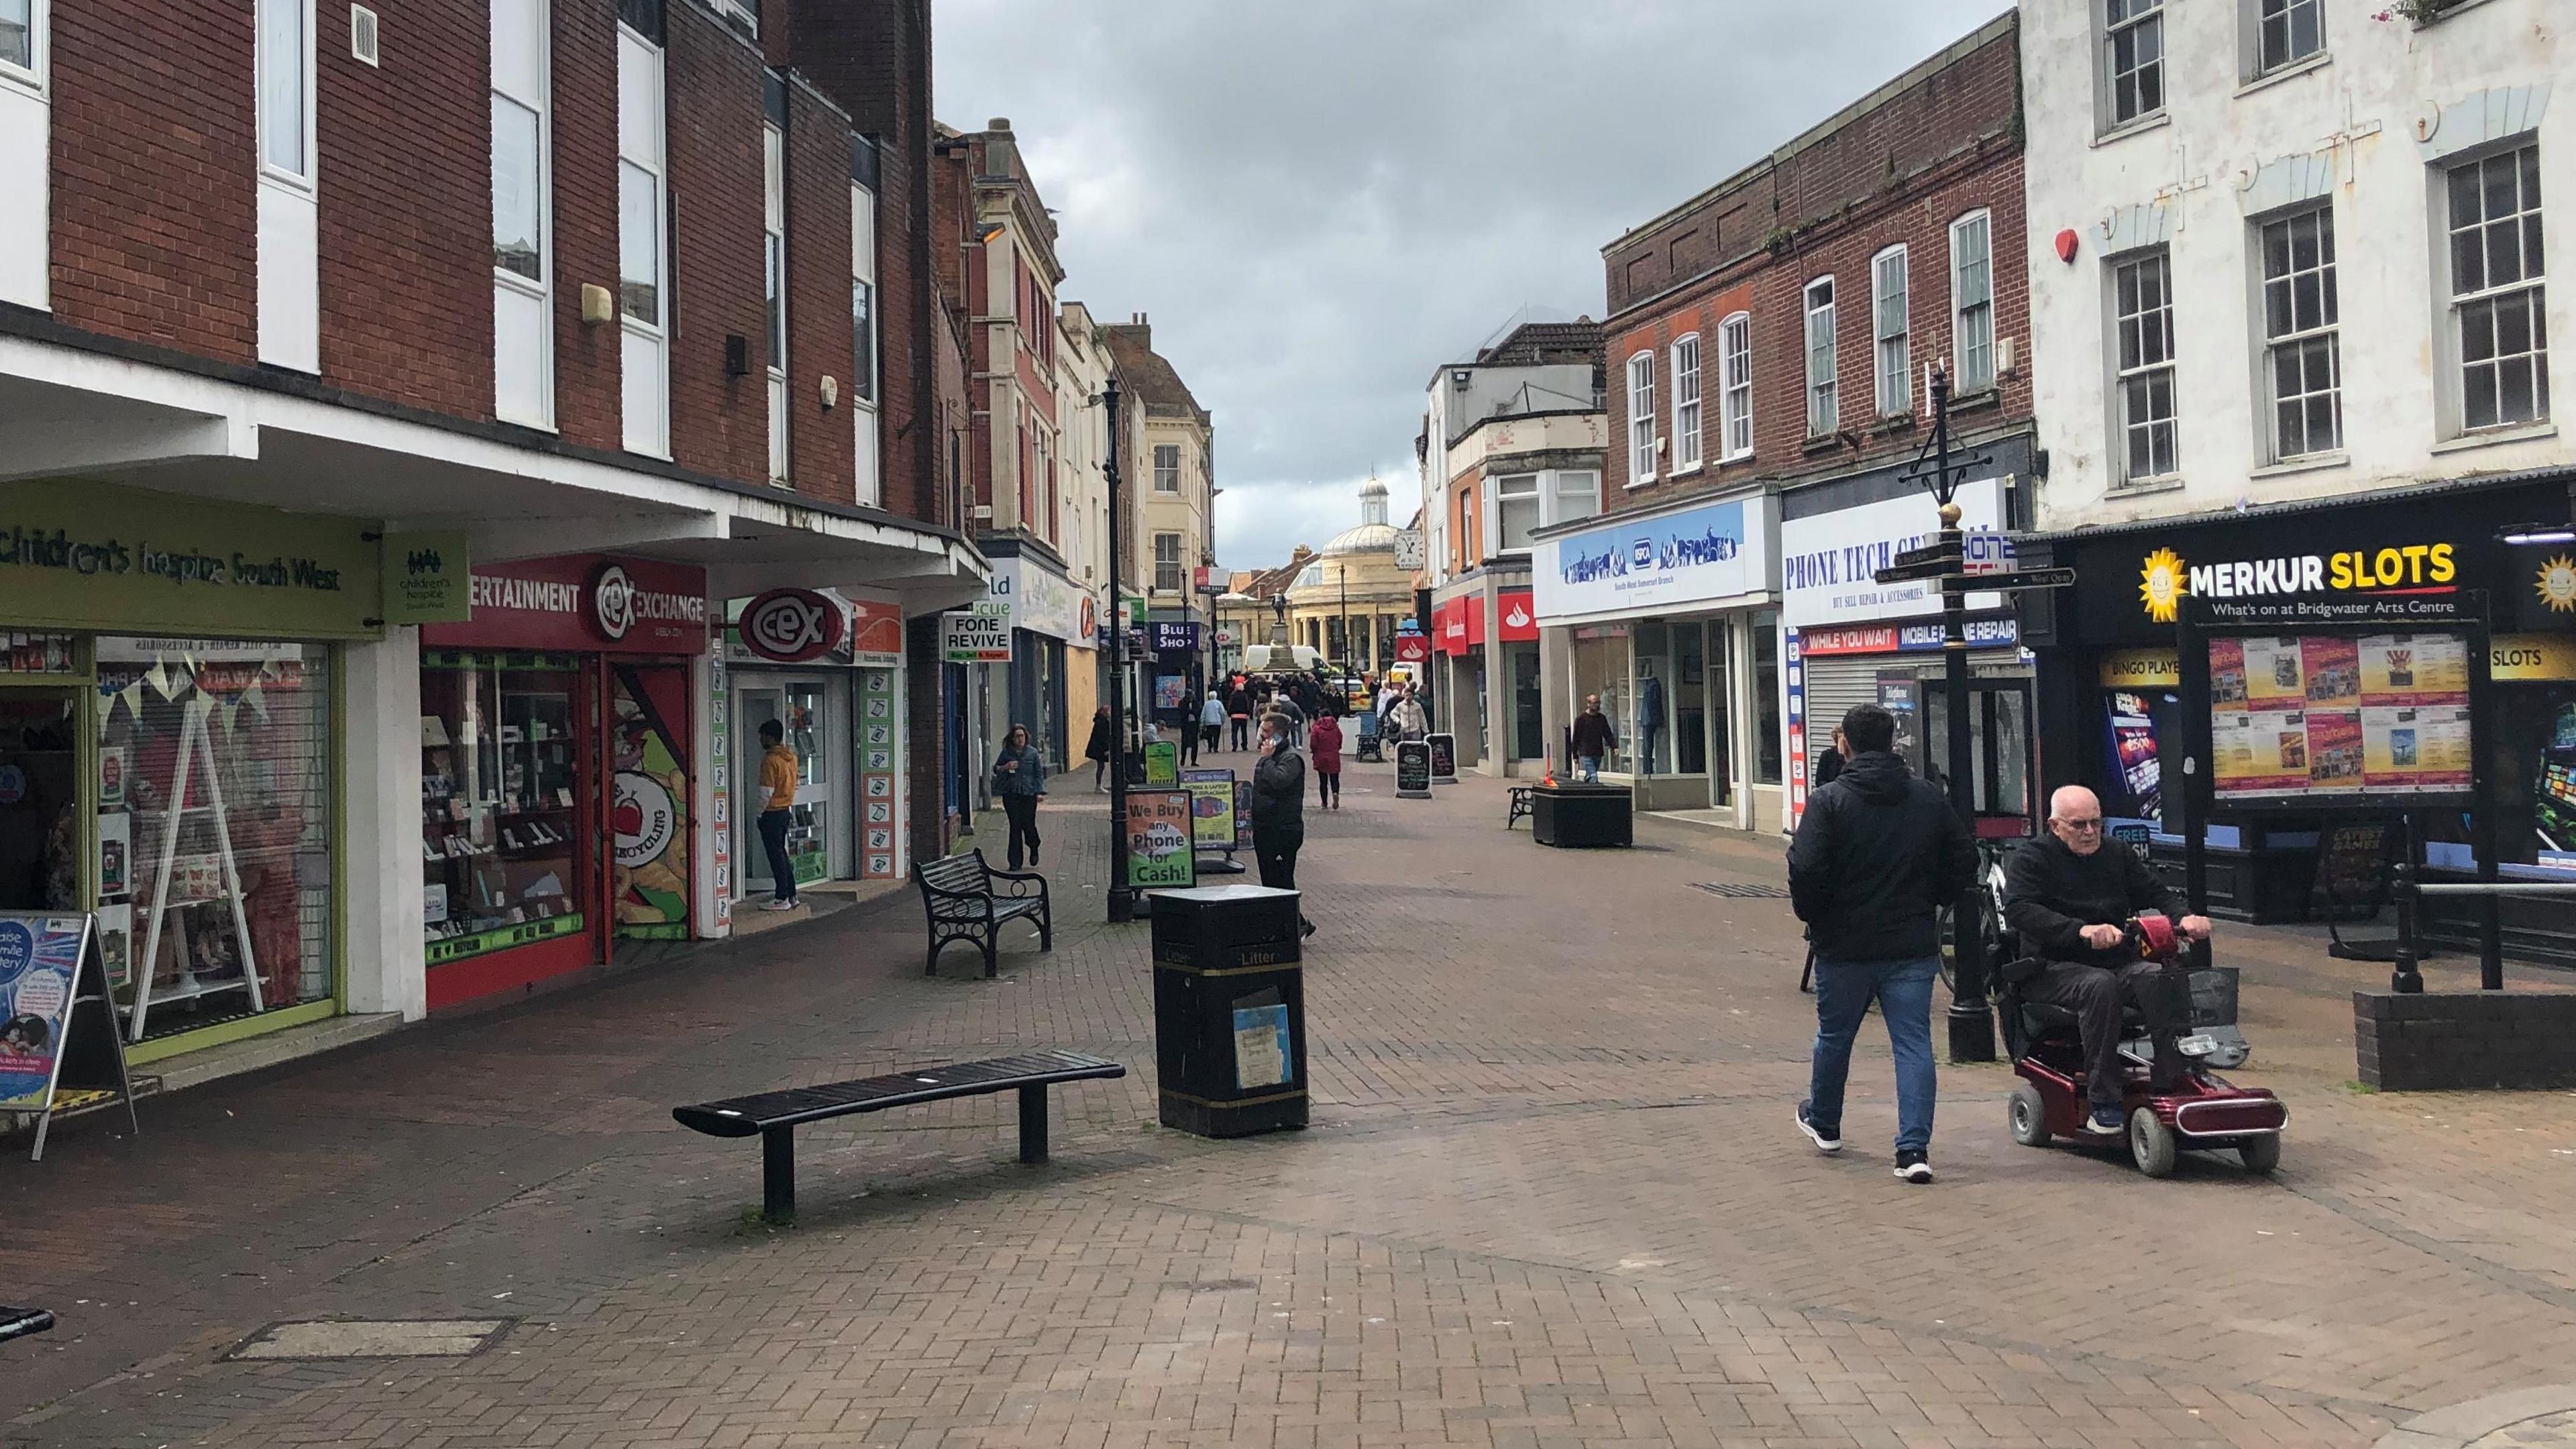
[761,898,798,912]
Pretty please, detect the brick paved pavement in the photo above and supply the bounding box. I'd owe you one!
[5,753,2576,1448]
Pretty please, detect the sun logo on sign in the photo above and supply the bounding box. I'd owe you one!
[2537,555,2576,614]
[2139,547,2188,624]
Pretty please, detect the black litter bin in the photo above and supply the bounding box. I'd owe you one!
[1150,884,1307,1137]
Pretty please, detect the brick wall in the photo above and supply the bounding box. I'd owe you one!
[906,616,951,861]
[543,0,622,450]
[48,0,256,362]
[786,83,857,504]
[664,4,769,485]
[1599,17,2027,514]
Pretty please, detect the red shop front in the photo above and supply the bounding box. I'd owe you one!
[418,554,709,1010]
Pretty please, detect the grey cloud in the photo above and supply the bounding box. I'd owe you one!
[935,0,2012,568]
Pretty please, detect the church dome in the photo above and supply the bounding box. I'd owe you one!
[1318,477,1395,555]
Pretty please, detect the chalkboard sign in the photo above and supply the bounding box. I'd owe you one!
[2311,818,2396,921]
[1427,733,1457,783]
[1395,741,1433,798]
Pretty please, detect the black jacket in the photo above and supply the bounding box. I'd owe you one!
[1570,710,1616,757]
[1083,716,1112,761]
[2002,832,2186,968]
[1249,741,1306,836]
[1786,751,1976,961]
[1811,748,1845,788]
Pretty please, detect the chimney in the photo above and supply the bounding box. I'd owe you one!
[982,117,1015,178]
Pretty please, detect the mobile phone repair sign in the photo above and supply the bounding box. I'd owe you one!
[941,604,1012,663]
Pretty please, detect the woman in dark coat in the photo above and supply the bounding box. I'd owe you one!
[1083,706,1114,792]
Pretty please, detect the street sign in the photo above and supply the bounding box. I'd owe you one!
[1971,567,2078,591]
[1873,558,1959,586]
[1392,529,1427,572]
[1888,540,1958,572]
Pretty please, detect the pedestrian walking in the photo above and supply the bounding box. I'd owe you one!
[1568,694,1614,782]
[1199,691,1226,755]
[992,722,1048,871]
[1179,690,1201,766]
[1309,710,1343,810]
[1785,702,1976,1184]
[1084,706,1113,792]
[1387,686,1428,743]
[1228,684,1253,751]
[1248,713,1316,938]
[755,719,801,912]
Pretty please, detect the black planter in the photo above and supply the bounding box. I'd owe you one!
[1532,783,1633,848]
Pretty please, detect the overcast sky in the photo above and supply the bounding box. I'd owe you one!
[934,0,2011,572]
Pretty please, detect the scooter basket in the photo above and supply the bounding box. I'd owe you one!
[2186,965,2239,1028]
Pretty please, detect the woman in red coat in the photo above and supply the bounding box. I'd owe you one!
[1308,710,1344,810]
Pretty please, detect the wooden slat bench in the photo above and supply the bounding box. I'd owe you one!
[672,1049,1125,1223]
[915,849,1051,977]
[0,1307,54,1344]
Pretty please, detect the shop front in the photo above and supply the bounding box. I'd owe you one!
[724,589,908,906]
[1148,621,1202,735]
[417,553,709,1008]
[1426,578,1543,773]
[2026,470,2576,953]
[1780,468,2034,836]
[1531,489,1783,824]
[0,480,401,1063]
[987,550,1093,768]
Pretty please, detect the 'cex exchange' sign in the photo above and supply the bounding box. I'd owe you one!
[737,589,845,663]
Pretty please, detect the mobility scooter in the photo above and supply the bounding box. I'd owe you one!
[1997,914,2287,1177]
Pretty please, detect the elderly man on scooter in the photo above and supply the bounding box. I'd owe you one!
[2002,785,2214,1137]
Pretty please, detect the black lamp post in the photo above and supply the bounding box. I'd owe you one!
[1105,376,1135,924]
[1926,364,1995,1063]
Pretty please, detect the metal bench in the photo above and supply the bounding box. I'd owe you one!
[914,849,1051,977]
[1,1307,54,1344]
[1506,786,1534,829]
[673,1049,1126,1223]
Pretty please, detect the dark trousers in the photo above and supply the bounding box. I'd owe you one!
[1230,717,1249,750]
[757,808,796,902]
[1181,727,1199,765]
[1253,828,1301,890]
[1317,770,1340,807]
[2025,959,2190,1107]
[1091,757,1106,788]
[1202,724,1222,753]
[1002,792,1040,869]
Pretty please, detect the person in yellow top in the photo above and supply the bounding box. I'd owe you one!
[755,718,801,911]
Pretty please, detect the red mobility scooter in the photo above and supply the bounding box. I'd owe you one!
[1998,914,2286,1177]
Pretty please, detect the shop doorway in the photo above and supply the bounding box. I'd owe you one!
[737,677,844,896]
[0,690,80,913]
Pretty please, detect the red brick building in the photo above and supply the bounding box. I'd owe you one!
[0,0,987,1051]
[1537,11,2034,833]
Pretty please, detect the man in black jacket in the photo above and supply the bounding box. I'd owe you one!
[2002,785,2212,1135]
[1786,702,1976,1183]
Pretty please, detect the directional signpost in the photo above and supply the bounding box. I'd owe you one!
[1870,371,2078,1064]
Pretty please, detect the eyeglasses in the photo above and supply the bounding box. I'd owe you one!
[2058,818,2104,833]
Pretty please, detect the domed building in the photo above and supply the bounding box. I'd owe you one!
[1286,480,1417,674]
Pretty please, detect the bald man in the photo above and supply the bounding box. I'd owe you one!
[2002,785,2213,1134]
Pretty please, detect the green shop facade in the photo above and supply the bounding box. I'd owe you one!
[0,478,453,1067]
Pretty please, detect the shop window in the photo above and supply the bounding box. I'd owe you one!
[96,639,333,1042]
[1753,613,1783,785]
[1570,628,1632,774]
[421,651,583,966]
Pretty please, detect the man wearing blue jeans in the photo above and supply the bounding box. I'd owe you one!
[1786,702,1976,1182]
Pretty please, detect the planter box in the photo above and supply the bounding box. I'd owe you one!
[1532,784,1633,849]
[2354,990,2576,1090]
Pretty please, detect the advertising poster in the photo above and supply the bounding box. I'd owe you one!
[1154,675,1188,712]
[610,663,693,938]
[2303,708,2364,792]
[0,916,87,1109]
[2208,638,2249,709]
[2359,633,2469,706]
[2243,637,2305,708]
[1181,768,1237,852]
[1232,1000,1292,1089]
[96,810,129,897]
[2302,636,2361,708]
[1426,733,1456,782]
[1145,741,1179,786]
[2103,692,2162,820]
[1123,790,1196,889]
[1234,782,1254,853]
[2363,706,2472,790]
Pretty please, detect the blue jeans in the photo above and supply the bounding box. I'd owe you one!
[1574,755,1601,783]
[1806,953,1939,1155]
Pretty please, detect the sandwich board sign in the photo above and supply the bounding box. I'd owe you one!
[1396,741,1433,799]
[1426,733,1458,784]
[0,914,139,1160]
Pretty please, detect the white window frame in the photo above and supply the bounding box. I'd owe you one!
[617,23,668,459]
[1803,277,1837,437]
[1872,246,1909,417]
[2443,142,2551,437]
[2247,0,2324,79]
[0,0,44,91]
[1718,312,1752,461]
[1550,470,1601,527]
[256,0,316,187]
[1626,350,1656,485]
[490,0,553,429]
[1949,209,1995,394]
[851,179,879,505]
[1492,472,1541,554]
[1153,443,1181,493]
[1670,333,1702,472]
[764,119,788,485]
[1154,532,1185,593]
[2112,248,2179,484]
[2257,204,2342,462]
[2103,0,2165,131]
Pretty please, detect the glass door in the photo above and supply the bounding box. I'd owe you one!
[738,684,782,899]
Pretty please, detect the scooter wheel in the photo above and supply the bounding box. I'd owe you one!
[2007,1083,2052,1147]
[2237,1134,2282,1173]
[2129,1108,2179,1178]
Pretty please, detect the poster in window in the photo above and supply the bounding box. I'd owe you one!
[2243,637,2305,709]
[96,902,131,989]
[2302,709,2364,792]
[609,663,693,939]
[2359,634,2469,706]
[2300,636,2361,708]
[2102,692,2161,820]
[2212,709,2310,798]
[2363,705,2471,790]
[2208,638,2248,709]
[96,810,129,898]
